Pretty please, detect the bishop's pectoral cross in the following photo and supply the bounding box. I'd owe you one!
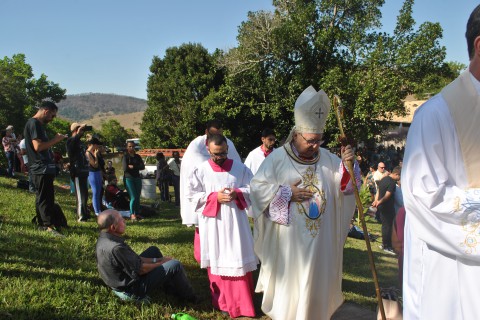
[315,109,324,119]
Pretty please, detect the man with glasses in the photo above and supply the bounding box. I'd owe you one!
[186,133,257,318]
[250,86,360,320]
[244,128,276,175]
[372,162,388,222]
[373,162,387,181]
[179,119,241,263]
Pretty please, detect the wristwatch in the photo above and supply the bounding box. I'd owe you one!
[152,258,157,263]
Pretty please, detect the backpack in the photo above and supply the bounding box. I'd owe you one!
[32,203,68,229]
[16,179,29,190]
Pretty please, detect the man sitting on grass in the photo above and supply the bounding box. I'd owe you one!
[95,209,198,303]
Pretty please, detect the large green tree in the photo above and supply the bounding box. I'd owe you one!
[143,0,460,155]
[217,0,456,151]
[142,43,224,148]
[0,54,66,132]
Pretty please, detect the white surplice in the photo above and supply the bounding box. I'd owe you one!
[244,146,271,175]
[187,159,258,276]
[180,135,241,226]
[250,146,356,320]
[402,71,480,320]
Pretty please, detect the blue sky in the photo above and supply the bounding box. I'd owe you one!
[0,0,477,100]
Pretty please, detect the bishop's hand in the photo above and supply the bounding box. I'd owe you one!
[290,180,313,202]
[341,145,354,163]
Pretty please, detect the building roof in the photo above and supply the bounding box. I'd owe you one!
[381,98,427,124]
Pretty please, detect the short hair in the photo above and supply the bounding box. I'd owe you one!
[392,166,402,175]
[466,4,480,60]
[98,211,118,230]
[208,133,227,146]
[261,128,275,138]
[172,151,180,157]
[156,152,165,160]
[206,119,222,131]
[38,100,58,111]
[107,174,117,183]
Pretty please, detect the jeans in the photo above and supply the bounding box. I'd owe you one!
[172,175,180,206]
[157,179,170,202]
[25,164,36,192]
[128,246,195,299]
[379,205,395,249]
[5,151,15,177]
[88,171,103,215]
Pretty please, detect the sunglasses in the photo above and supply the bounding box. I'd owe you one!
[210,152,228,158]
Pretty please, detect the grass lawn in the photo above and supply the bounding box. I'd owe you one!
[0,173,399,319]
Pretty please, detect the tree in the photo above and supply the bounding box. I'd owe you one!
[217,0,455,150]
[144,0,458,154]
[142,43,224,149]
[0,54,32,131]
[0,54,66,133]
[100,119,129,151]
[46,117,70,155]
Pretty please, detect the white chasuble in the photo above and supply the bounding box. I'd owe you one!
[188,159,258,277]
[180,135,241,226]
[402,71,480,320]
[250,146,356,320]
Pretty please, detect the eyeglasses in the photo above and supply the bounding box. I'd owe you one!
[379,166,385,169]
[298,133,323,146]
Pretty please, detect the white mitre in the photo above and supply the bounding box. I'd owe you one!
[285,86,331,143]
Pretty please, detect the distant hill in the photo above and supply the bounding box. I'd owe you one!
[86,111,144,134]
[57,93,148,121]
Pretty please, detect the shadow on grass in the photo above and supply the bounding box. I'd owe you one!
[2,307,99,320]
[342,245,400,306]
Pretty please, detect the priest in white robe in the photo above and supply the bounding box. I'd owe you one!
[244,128,276,175]
[402,5,480,319]
[187,133,258,318]
[179,120,241,262]
[250,86,359,320]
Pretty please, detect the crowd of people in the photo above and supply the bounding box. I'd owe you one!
[4,5,480,319]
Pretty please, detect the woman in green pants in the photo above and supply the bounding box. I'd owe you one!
[122,141,145,221]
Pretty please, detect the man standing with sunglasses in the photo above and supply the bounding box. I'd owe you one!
[244,128,276,175]
[250,86,360,320]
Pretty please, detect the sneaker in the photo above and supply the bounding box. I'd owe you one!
[130,214,144,221]
[112,290,150,304]
[383,248,396,255]
[46,228,65,237]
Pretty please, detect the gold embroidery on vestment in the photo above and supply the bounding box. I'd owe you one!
[295,166,326,238]
[453,197,461,212]
[460,221,480,254]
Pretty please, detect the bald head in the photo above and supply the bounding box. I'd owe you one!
[98,210,120,231]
